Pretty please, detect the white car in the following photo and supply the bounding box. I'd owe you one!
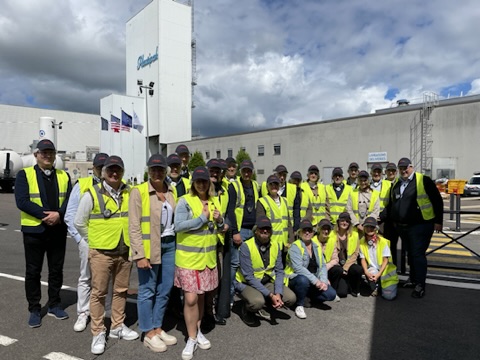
[463,174,480,197]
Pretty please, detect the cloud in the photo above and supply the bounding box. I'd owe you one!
[1,0,480,136]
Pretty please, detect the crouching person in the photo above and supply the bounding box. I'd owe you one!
[234,216,296,326]
[359,217,398,300]
[286,219,336,319]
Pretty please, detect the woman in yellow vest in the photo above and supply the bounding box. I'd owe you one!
[328,212,363,298]
[174,167,225,360]
[359,217,398,300]
[286,219,336,319]
[129,154,177,353]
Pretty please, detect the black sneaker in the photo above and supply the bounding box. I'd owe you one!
[402,279,416,288]
[240,305,257,326]
[28,311,42,328]
[411,284,425,298]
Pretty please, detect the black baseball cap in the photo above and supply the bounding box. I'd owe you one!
[338,212,351,223]
[225,157,237,165]
[290,171,302,180]
[206,159,222,169]
[104,155,124,170]
[36,139,56,152]
[274,164,288,173]
[318,218,333,230]
[239,159,254,171]
[386,162,397,170]
[371,163,383,171]
[332,167,343,177]
[218,159,227,170]
[167,154,182,166]
[398,157,412,167]
[363,217,378,228]
[267,174,280,184]
[348,162,359,170]
[191,167,210,181]
[308,165,319,173]
[358,170,369,178]
[147,154,167,168]
[256,215,272,229]
[299,219,314,230]
[175,144,190,155]
[93,153,108,167]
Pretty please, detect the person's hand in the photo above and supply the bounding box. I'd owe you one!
[136,258,152,270]
[233,233,242,246]
[271,294,284,309]
[213,209,222,222]
[42,211,60,226]
[434,223,442,232]
[319,282,328,291]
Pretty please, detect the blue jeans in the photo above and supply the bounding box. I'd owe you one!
[230,228,253,301]
[137,239,175,332]
[396,222,434,287]
[289,274,337,306]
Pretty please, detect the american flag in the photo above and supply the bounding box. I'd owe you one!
[111,115,121,133]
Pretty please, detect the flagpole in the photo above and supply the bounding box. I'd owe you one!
[109,111,112,156]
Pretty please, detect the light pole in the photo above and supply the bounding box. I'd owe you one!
[137,80,154,163]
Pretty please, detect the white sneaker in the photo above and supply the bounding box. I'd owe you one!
[109,324,139,340]
[334,295,341,302]
[182,337,198,360]
[196,329,211,350]
[73,313,88,332]
[91,332,106,355]
[158,330,177,345]
[295,306,307,319]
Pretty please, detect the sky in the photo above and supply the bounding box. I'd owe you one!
[1,0,479,138]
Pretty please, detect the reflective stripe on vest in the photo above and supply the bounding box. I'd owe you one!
[175,194,221,270]
[300,182,327,225]
[258,196,289,249]
[359,236,398,289]
[378,179,391,211]
[77,177,94,195]
[235,237,280,284]
[20,167,69,227]
[135,182,152,259]
[325,184,352,223]
[261,181,296,220]
[312,231,336,262]
[87,183,131,250]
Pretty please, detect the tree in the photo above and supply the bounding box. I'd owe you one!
[188,150,206,171]
[235,148,256,180]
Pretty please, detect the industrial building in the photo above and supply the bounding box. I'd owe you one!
[168,93,480,183]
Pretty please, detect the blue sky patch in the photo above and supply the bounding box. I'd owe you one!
[385,88,399,100]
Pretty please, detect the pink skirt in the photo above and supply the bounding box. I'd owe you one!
[174,266,218,294]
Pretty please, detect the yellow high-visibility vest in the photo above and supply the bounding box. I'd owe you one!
[235,237,280,284]
[258,196,289,249]
[325,184,352,223]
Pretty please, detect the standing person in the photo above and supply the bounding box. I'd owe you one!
[175,144,191,180]
[74,156,139,355]
[385,162,398,182]
[234,216,296,326]
[325,167,352,224]
[385,158,443,298]
[257,174,294,251]
[167,153,190,199]
[346,170,380,232]
[346,162,360,189]
[328,212,362,298]
[226,160,259,306]
[359,217,398,300]
[289,171,307,231]
[286,219,336,319]
[15,139,72,328]
[64,152,110,332]
[301,165,330,226]
[129,154,177,353]
[370,163,391,211]
[174,167,226,360]
[224,157,238,184]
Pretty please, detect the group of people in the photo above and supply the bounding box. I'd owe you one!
[15,141,443,359]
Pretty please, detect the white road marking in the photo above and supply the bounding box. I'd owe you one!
[43,352,83,360]
[0,273,76,291]
[0,335,18,346]
[14,229,21,232]
[0,228,6,231]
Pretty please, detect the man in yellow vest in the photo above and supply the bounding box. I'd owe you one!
[15,139,72,328]
[325,167,352,224]
[370,163,391,211]
[64,152,109,332]
[234,216,296,326]
[224,157,238,184]
[346,162,359,189]
[74,156,139,355]
[289,171,307,230]
[359,217,398,300]
[384,157,443,299]
[346,170,380,232]
[301,165,330,227]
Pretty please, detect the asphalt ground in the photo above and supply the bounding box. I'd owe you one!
[1,193,479,360]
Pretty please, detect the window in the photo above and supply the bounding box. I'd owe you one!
[257,169,265,175]
[205,151,210,160]
[227,148,233,158]
[216,150,221,159]
[258,145,265,157]
[273,144,281,155]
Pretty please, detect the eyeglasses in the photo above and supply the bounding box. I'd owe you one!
[302,228,314,233]
[257,228,272,234]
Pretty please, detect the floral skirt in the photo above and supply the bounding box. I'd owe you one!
[174,266,218,294]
